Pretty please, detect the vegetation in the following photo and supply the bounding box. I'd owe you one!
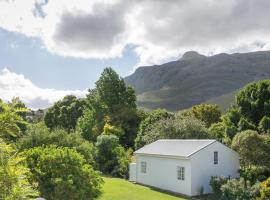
[24,146,103,200]
[44,95,86,132]
[1,68,270,199]
[0,139,39,200]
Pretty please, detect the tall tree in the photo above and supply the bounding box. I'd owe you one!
[44,95,86,132]
[79,68,139,147]
[191,104,221,128]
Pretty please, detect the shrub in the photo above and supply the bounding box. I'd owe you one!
[0,139,38,200]
[95,134,131,178]
[210,176,228,197]
[24,146,103,200]
[258,177,270,200]
[18,123,96,166]
[220,178,258,200]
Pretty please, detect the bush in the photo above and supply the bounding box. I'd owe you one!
[139,116,209,146]
[18,123,96,166]
[232,130,270,168]
[24,146,103,200]
[210,176,260,200]
[210,176,228,197]
[95,134,131,178]
[220,178,258,200]
[0,139,38,200]
[258,177,270,200]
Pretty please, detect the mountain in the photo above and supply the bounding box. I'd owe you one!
[124,51,270,111]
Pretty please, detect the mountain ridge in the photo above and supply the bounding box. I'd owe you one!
[124,50,270,111]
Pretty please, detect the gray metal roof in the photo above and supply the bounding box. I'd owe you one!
[134,139,216,158]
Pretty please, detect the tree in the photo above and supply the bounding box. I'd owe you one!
[0,100,28,142]
[231,80,270,131]
[18,123,96,166]
[95,134,131,177]
[24,146,103,200]
[0,139,38,199]
[231,130,270,168]
[209,122,229,144]
[76,109,100,142]
[139,116,209,146]
[191,104,221,127]
[44,95,86,132]
[258,116,270,133]
[135,109,173,149]
[80,68,139,147]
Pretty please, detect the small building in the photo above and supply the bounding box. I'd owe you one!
[129,139,239,196]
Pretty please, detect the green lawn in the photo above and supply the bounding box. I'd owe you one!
[98,177,187,200]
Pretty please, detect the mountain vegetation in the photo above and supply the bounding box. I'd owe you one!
[125,51,270,111]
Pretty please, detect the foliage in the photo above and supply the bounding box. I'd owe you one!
[135,109,173,149]
[208,122,228,144]
[236,80,270,126]
[44,95,86,132]
[237,117,256,132]
[24,146,103,200]
[79,68,139,147]
[210,176,229,197]
[76,109,100,142]
[220,80,270,137]
[220,178,259,200]
[258,177,270,200]
[0,99,28,142]
[95,134,131,178]
[210,176,260,200]
[191,103,221,127]
[232,130,270,168]
[102,123,124,137]
[18,123,96,166]
[0,139,38,200]
[258,116,270,133]
[95,134,119,174]
[138,115,209,146]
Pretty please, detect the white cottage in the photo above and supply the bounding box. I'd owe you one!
[129,139,239,196]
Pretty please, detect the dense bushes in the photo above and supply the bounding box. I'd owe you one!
[24,146,103,200]
[0,139,38,200]
[18,123,96,166]
[95,134,131,178]
[136,115,209,147]
[210,177,260,200]
[258,177,270,200]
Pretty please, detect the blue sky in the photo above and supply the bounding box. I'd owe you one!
[0,28,138,90]
[0,0,270,109]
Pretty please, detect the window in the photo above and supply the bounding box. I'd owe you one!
[141,162,147,173]
[177,166,185,180]
[214,151,218,165]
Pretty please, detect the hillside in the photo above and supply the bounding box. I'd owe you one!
[125,51,270,111]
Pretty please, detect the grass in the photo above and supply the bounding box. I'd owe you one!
[98,177,187,200]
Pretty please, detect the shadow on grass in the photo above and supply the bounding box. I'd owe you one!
[134,182,215,200]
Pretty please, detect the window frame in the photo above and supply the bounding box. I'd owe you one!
[141,161,147,174]
[177,166,185,180]
[214,151,218,165]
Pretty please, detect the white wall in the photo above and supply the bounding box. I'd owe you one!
[190,141,240,196]
[136,154,192,196]
[129,163,137,182]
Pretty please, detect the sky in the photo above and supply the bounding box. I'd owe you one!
[1,0,270,109]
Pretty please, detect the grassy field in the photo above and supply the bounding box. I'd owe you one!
[98,177,187,200]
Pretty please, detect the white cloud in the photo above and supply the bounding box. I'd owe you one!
[0,68,87,109]
[1,0,270,66]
